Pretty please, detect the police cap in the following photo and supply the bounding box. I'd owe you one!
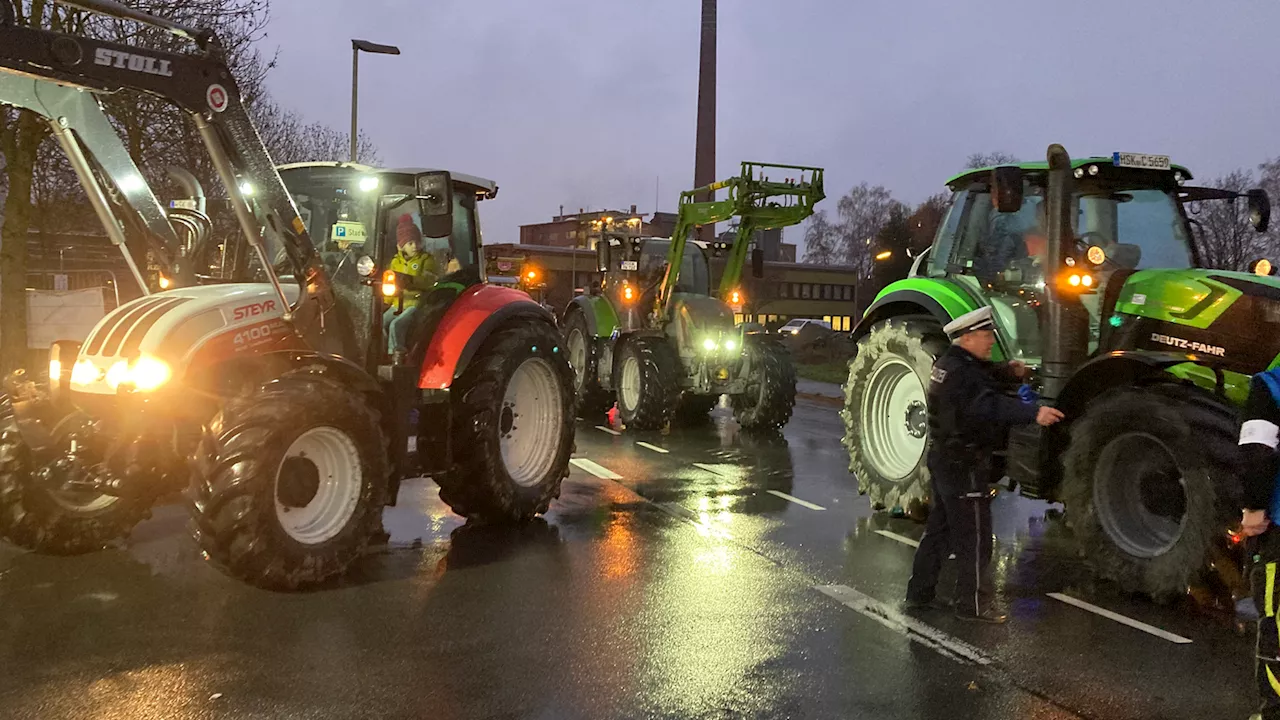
[943,306,996,339]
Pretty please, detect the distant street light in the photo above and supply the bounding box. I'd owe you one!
[350,39,401,162]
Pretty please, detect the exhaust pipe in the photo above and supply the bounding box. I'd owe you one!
[1041,144,1090,401]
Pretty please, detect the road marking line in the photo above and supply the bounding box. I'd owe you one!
[766,490,826,511]
[1047,592,1192,644]
[816,584,993,666]
[636,441,669,454]
[874,529,921,548]
[693,462,727,476]
[594,425,622,436]
[569,458,622,480]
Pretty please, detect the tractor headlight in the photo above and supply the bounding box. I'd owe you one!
[70,359,102,386]
[724,339,737,352]
[703,338,717,352]
[129,356,172,392]
[103,356,172,392]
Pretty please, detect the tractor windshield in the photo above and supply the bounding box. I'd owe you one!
[279,165,389,284]
[637,240,710,295]
[1076,187,1194,271]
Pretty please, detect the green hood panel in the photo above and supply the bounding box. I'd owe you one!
[578,295,619,338]
[1114,269,1246,329]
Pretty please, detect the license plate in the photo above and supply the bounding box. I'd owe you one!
[620,260,638,271]
[1112,152,1171,170]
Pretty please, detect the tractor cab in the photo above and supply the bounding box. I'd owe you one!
[277,163,497,371]
[929,155,1265,364]
[597,236,711,331]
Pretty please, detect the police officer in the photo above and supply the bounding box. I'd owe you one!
[1238,367,1280,720]
[904,306,1064,623]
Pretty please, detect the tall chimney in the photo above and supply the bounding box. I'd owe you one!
[693,0,716,241]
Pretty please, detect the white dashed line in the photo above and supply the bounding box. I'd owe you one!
[1047,592,1192,644]
[693,462,727,476]
[816,584,993,666]
[569,458,623,480]
[595,425,622,436]
[874,530,921,548]
[636,441,669,454]
[766,490,826,511]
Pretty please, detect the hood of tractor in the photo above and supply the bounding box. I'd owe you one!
[68,284,302,396]
[668,293,739,355]
[1107,268,1280,373]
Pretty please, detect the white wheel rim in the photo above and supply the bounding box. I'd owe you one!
[274,426,363,545]
[619,353,642,413]
[566,327,587,390]
[860,357,928,480]
[500,357,565,488]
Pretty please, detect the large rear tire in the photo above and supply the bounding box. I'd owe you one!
[437,321,575,523]
[563,310,614,418]
[614,336,680,431]
[730,336,797,430]
[842,318,946,513]
[0,396,151,554]
[1061,385,1238,601]
[188,374,388,590]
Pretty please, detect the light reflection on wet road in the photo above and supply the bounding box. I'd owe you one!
[0,399,1255,719]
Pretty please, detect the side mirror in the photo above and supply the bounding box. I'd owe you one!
[991,166,1024,213]
[415,171,454,239]
[751,248,765,278]
[1248,189,1271,233]
[356,255,375,277]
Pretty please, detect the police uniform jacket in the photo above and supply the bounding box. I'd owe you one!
[927,344,1038,495]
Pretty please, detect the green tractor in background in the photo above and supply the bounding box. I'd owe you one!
[843,144,1276,600]
[562,162,825,431]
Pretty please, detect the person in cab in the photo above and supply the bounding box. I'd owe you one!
[383,213,438,362]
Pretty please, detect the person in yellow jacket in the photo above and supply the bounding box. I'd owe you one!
[383,214,438,360]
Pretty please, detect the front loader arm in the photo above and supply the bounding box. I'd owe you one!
[0,2,332,323]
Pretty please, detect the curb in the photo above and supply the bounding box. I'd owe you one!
[796,392,844,407]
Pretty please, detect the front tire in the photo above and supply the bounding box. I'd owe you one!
[188,374,388,590]
[614,336,680,431]
[1061,385,1238,601]
[0,396,150,554]
[730,336,797,430]
[563,310,614,418]
[841,318,946,513]
[438,321,575,523]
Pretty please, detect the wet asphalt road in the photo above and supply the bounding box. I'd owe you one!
[0,398,1258,720]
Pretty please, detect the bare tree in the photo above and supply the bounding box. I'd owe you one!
[834,183,903,274]
[252,99,381,165]
[965,152,1019,170]
[1187,169,1271,271]
[801,210,838,265]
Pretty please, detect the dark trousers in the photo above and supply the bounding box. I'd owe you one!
[1252,528,1280,720]
[905,473,995,615]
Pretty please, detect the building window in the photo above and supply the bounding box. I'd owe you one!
[768,314,778,323]
[801,284,811,299]
[842,286,852,301]
[757,314,767,324]
[822,284,832,300]
[734,313,745,324]
[779,283,789,299]
[791,282,801,298]
[822,315,832,326]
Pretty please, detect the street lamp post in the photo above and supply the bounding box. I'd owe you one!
[350,39,401,162]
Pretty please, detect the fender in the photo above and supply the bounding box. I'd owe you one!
[201,349,382,399]
[564,294,619,338]
[852,280,980,340]
[418,285,557,389]
[1054,349,1227,419]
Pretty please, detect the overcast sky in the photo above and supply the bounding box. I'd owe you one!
[263,0,1280,248]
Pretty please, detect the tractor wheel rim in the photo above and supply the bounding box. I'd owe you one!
[566,327,587,391]
[1092,431,1188,559]
[619,354,642,414]
[860,357,927,481]
[500,356,564,487]
[274,426,363,545]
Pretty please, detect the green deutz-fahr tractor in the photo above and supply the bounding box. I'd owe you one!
[562,162,824,431]
[843,144,1277,599]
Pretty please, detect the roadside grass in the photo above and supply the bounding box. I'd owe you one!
[795,359,849,385]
